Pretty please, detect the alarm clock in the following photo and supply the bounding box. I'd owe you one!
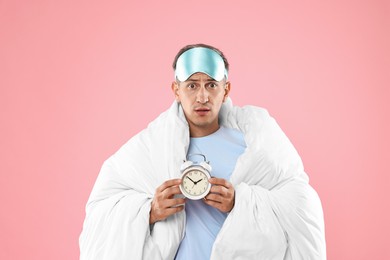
[179,154,212,200]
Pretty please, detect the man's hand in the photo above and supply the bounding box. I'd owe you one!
[150,179,186,224]
[204,178,235,213]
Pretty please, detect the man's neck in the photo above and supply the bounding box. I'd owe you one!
[189,125,220,138]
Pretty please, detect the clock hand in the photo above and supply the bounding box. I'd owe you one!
[186,176,196,184]
[194,179,203,185]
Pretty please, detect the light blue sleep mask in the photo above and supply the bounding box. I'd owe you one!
[175,47,228,82]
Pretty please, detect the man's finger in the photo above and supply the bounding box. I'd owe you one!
[165,198,186,208]
[162,186,183,199]
[209,185,229,197]
[209,177,232,188]
[156,179,182,192]
[205,193,223,203]
[165,205,185,216]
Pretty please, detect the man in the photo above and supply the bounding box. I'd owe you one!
[80,44,326,259]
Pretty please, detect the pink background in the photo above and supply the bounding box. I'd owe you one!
[1,0,389,259]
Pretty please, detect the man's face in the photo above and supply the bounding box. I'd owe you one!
[172,72,230,137]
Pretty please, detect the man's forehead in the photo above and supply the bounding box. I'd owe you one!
[185,73,217,82]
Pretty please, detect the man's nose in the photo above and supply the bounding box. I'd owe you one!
[196,85,209,103]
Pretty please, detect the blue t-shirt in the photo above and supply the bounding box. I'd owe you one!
[175,126,246,260]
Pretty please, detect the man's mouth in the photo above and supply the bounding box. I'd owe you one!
[194,107,210,115]
[195,107,210,111]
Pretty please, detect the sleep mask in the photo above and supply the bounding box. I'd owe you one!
[175,47,228,82]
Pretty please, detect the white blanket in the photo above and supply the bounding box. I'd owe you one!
[79,99,326,259]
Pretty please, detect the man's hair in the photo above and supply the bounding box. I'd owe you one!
[172,43,230,72]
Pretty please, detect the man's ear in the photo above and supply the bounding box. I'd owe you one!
[223,81,231,102]
[171,81,180,102]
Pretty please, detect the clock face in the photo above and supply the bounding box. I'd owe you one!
[180,166,211,200]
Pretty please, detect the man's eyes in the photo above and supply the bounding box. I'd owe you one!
[186,83,219,90]
[208,83,218,88]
